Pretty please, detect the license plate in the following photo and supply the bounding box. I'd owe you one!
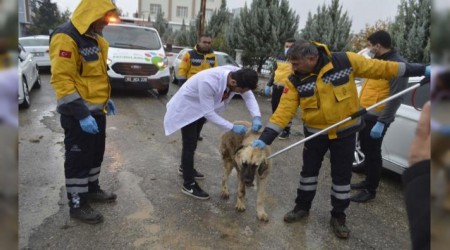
[124,76,147,83]
[32,52,44,57]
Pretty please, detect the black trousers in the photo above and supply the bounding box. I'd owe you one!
[359,119,389,194]
[60,114,106,200]
[271,85,291,132]
[181,117,206,185]
[295,128,355,219]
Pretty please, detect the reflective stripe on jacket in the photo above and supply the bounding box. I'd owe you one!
[178,46,218,80]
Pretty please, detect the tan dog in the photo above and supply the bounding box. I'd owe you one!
[219,121,271,222]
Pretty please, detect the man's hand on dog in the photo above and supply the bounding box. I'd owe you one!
[252,139,266,149]
[232,125,248,135]
[252,116,263,132]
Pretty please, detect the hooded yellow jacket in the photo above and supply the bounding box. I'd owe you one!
[266,42,411,140]
[49,0,116,119]
[177,45,218,80]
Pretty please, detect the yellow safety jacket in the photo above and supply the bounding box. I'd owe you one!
[178,45,218,80]
[268,54,293,87]
[49,0,116,119]
[359,49,408,120]
[268,42,403,139]
[359,78,390,114]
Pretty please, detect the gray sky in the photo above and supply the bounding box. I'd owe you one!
[54,0,410,33]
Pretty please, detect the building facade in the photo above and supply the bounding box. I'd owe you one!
[138,0,222,31]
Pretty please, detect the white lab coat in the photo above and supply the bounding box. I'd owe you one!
[164,65,261,136]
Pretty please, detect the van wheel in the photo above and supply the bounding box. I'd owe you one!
[158,87,169,95]
[353,138,365,171]
[20,77,31,109]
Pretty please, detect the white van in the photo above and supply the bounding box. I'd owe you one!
[102,23,170,95]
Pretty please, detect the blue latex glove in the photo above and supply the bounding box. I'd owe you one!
[231,124,248,135]
[252,116,263,132]
[264,85,271,96]
[370,121,385,139]
[79,115,99,134]
[252,139,266,149]
[107,99,116,115]
[425,65,431,77]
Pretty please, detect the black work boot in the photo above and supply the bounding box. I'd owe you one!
[69,194,103,224]
[350,189,375,203]
[84,189,117,202]
[350,180,367,190]
[283,205,309,223]
[330,217,350,239]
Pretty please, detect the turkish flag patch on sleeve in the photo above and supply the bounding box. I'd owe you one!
[283,87,289,94]
[59,50,72,58]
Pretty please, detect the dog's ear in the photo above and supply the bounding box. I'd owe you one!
[258,161,269,176]
[234,145,244,170]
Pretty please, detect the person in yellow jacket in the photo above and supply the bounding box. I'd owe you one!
[251,40,430,239]
[177,33,218,86]
[264,38,296,139]
[350,31,409,203]
[49,0,118,224]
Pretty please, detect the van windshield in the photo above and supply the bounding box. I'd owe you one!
[103,25,162,50]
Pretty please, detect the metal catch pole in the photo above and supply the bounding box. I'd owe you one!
[267,79,429,159]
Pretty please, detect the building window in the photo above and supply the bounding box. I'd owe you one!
[150,4,161,15]
[176,6,188,18]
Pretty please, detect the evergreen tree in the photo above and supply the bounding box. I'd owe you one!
[207,0,231,38]
[389,0,431,63]
[175,19,189,46]
[234,0,299,71]
[224,16,241,57]
[28,0,70,35]
[153,11,168,39]
[301,0,352,51]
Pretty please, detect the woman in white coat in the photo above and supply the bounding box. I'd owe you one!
[164,65,263,199]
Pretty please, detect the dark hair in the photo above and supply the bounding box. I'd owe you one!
[285,38,296,43]
[231,68,258,90]
[286,39,319,60]
[367,30,392,49]
[199,33,212,40]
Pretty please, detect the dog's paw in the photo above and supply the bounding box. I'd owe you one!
[257,212,269,222]
[221,191,230,199]
[235,202,246,212]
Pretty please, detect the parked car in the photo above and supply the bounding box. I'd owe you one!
[18,43,41,108]
[164,45,188,69]
[171,49,240,85]
[18,35,50,69]
[353,76,429,174]
[102,23,170,95]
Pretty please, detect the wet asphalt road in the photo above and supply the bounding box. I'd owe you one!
[19,73,410,249]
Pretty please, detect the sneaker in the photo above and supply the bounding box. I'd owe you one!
[283,206,309,223]
[182,182,210,200]
[330,217,350,239]
[350,189,375,203]
[84,189,117,202]
[350,180,367,190]
[178,167,205,180]
[70,203,104,224]
[278,130,290,140]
